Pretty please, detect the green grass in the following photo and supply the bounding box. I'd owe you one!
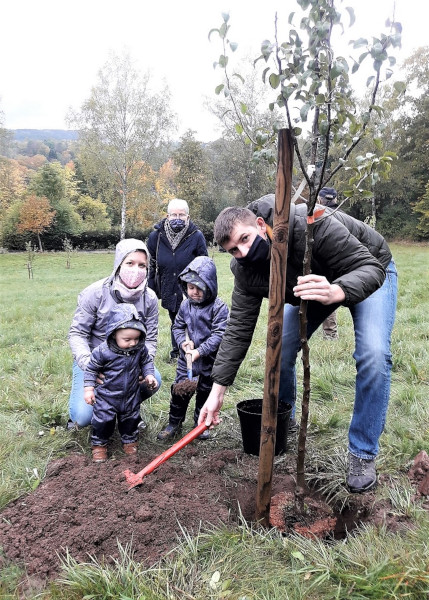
[0,244,428,599]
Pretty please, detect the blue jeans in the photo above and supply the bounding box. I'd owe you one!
[68,362,162,427]
[279,260,397,459]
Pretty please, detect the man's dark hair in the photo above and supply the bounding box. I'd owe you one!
[214,207,257,246]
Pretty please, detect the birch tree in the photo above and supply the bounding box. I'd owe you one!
[69,52,176,239]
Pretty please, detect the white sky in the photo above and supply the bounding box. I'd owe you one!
[0,0,426,141]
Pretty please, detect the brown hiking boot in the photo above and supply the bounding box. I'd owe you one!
[123,441,138,455]
[92,445,107,463]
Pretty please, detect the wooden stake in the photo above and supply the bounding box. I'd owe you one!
[255,129,294,525]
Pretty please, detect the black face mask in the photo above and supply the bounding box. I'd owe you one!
[235,235,270,269]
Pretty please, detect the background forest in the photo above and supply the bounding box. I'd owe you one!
[1,45,429,252]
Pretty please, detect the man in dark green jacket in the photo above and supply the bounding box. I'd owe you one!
[199,195,397,493]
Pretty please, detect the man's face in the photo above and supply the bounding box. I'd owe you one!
[221,218,266,258]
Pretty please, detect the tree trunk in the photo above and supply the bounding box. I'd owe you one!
[255,129,294,525]
[120,166,127,240]
[295,221,314,513]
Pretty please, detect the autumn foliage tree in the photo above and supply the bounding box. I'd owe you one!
[17,195,56,251]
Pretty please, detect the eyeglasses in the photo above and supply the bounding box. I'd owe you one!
[168,213,188,219]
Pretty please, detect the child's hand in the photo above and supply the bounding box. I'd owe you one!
[182,339,194,352]
[144,375,158,390]
[84,386,96,405]
[189,349,200,363]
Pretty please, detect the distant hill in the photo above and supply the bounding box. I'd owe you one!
[13,129,79,141]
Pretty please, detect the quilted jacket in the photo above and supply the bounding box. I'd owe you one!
[172,256,229,380]
[147,219,208,312]
[83,303,154,407]
[211,195,392,387]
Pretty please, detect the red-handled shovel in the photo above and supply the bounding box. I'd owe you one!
[123,422,208,490]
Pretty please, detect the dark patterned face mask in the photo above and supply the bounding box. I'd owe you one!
[169,218,186,232]
[235,235,270,269]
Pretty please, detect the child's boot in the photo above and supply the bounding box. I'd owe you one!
[122,441,138,455]
[157,386,188,440]
[157,422,182,440]
[92,445,107,463]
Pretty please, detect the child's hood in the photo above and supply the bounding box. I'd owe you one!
[179,256,218,302]
[105,303,146,339]
[109,238,150,282]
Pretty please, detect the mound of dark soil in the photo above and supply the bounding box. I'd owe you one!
[0,437,426,584]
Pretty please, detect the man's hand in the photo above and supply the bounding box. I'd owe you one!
[293,275,345,305]
[84,386,96,405]
[198,383,226,428]
[96,372,105,385]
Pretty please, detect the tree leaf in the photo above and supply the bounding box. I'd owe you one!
[351,37,368,49]
[269,73,280,89]
[219,23,228,39]
[345,6,355,27]
[208,28,219,41]
[393,81,406,95]
[232,72,245,84]
[219,55,229,68]
[300,103,311,121]
[215,84,224,95]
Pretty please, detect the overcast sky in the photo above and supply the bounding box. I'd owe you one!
[0,0,426,141]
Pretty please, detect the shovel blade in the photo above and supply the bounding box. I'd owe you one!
[123,422,209,491]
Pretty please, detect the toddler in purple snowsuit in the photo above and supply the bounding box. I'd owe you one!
[84,303,157,462]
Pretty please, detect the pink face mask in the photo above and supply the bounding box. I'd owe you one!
[119,264,146,289]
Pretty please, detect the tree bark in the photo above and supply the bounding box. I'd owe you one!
[255,129,294,525]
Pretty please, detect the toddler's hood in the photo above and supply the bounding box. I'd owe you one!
[105,303,146,339]
[179,256,217,302]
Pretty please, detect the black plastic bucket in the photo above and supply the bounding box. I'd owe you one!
[237,399,292,456]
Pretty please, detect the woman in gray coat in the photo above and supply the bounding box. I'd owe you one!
[68,238,161,428]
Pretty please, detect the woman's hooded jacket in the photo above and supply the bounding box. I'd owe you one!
[83,303,154,408]
[147,219,208,313]
[68,238,158,371]
[172,256,229,380]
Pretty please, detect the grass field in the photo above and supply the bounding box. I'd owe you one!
[0,244,428,598]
